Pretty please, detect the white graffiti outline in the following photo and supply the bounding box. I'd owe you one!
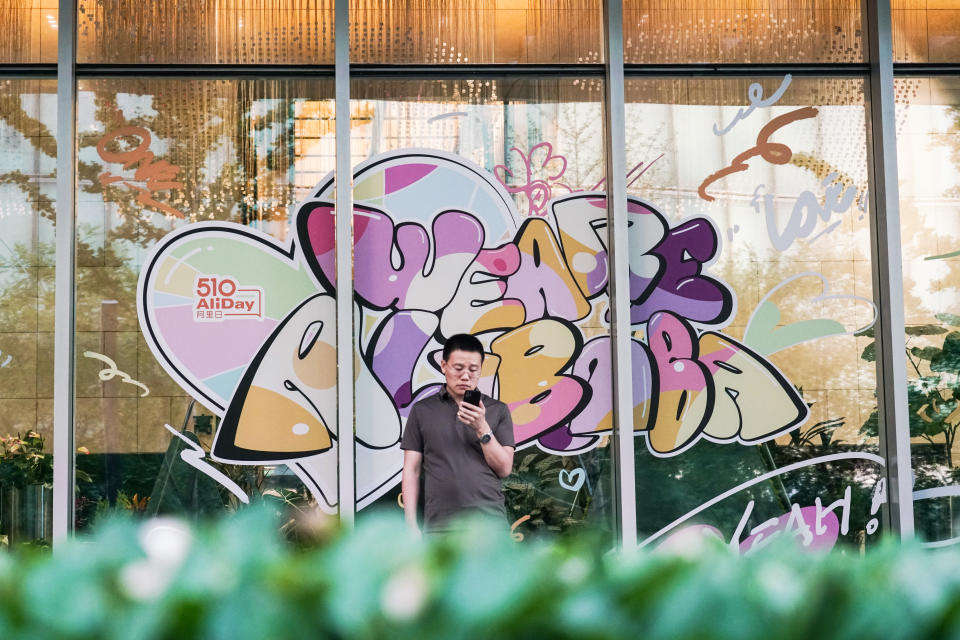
[163,423,249,504]
[750,173,863,252]
[638,451,885,548]
[427,111,468,123]
[743,272,878,356]
[558,468,586,492]
[83,351,150,397]
[913,486,960,548]
[713,74,793,136]
[164,247,202,285]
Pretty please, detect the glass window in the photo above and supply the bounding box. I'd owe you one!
[77,1,335,64]
[0,79,57,439]
[0,79,57,436]
[0,78,56,544]
[74,78,337,529]
[894,1,960,63]
[626,76,883,552]
[0,1,58,63]
[896,76,960,545]
[623,1,864,64]
[348,77,615,541]
[349,1,603,64]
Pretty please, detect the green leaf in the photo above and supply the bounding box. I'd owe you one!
[905,324,948,336]
[861,341,876,362]
[911,346,943,361]
[936,312,960,326]
[931,332,960,372]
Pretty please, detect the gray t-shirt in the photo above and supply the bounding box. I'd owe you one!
[400,387,515,531]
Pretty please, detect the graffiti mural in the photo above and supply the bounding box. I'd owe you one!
[138,150,815,512]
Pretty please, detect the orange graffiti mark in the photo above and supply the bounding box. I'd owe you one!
[96,126,185,218]
[511,514,531,542]
[697,107,818,202]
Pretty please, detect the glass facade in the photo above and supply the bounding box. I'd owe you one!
[0,79,56,438]
[348,76,615,537]
[625,76,882,547]
[0,1,952,550]
[896,75,960,544]
[623,0,864,63]
[72,78,336,527]
[349,1,603,64]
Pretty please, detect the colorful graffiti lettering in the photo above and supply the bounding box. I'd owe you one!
[750,173,865,251]
[494,142,574,218]
[96,126,185,219]
[698,106,819,202]
[713,74,793,136]
[733,496,846,555]
[640,452,885,550]
[138,149,812,512]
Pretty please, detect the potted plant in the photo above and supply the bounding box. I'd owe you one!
[0,431,53,545]
[0,432,92,546]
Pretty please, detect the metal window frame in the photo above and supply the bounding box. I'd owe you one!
[865,0,914,538]
[334,0,356,526]
[43,1,918,547]
[603,0,638,550]
[52,0,77,545]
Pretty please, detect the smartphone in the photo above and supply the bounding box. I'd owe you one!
[463,389,482,406]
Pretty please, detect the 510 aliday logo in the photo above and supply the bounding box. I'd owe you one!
[193,275,264,322]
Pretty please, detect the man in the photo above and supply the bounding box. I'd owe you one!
[400,333,515,535]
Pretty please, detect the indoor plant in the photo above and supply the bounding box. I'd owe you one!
[0,431,54,546]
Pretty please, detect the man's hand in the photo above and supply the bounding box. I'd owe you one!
[401,450,423,537]
[460,398,514,477]
[458,398,489,437]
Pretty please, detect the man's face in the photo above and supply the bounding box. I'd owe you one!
[441,349,482,399]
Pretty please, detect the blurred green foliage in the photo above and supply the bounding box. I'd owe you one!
[0,507,958,639]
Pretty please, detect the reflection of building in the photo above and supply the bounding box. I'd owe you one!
[1,2,959,550]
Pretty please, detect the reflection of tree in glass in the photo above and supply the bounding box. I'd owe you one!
[0,82,335,521]
[503,445,612,541]
[933,105,960,200]
[76,81,329,250]
[860,315,960,542]
[860,319,960,467]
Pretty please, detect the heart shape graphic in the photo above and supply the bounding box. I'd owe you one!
[558,467,586,492]
[743,271,877,356]
[137,222,323,413]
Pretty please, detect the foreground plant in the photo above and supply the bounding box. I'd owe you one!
[0,509,959,639]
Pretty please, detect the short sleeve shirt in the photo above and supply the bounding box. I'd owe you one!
[400,388,515,531]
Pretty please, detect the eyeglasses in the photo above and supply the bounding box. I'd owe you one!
[450,366,481,377]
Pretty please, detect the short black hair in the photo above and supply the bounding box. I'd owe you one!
[442,333,485,363]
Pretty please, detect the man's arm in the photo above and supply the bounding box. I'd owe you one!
[458,400,514,478]
[401,449,423,535]
[479,432,514,478]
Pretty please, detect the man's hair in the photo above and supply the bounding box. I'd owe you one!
[442,333,485,363]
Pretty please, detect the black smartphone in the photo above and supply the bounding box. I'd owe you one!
[463,389,482,406]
